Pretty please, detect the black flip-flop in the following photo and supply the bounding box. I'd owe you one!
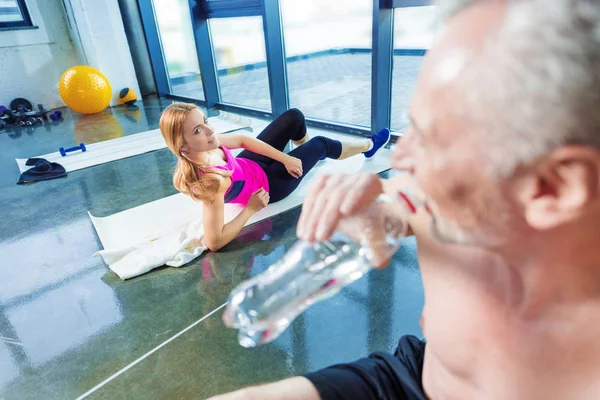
[17,158,67,184]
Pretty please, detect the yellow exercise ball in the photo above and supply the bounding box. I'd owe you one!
[58,66,112,114]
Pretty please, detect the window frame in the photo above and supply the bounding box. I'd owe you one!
[390,0,433,7]
[0,0,34,30]
[199,0,262,19]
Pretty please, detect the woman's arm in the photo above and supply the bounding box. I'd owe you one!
[217,134,290,164]
[202,178,269,252]
[216,134,245,149]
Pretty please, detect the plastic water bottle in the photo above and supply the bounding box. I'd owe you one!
[222,190,428,348]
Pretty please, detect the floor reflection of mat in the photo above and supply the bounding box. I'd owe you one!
[89,150,392,251]
[15,113,253,174]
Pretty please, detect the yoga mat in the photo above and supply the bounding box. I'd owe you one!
[16,113,253,174]
[89,150,392,251]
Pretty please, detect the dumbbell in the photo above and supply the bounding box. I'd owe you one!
[0,108,16,125]
[19,118,43,127]
[49,110,62,121]
[10,98,33,112]
[59,143,86,157]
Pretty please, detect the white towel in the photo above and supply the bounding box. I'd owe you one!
[94,219,206,280]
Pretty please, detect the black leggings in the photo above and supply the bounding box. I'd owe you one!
[237,109,343,203]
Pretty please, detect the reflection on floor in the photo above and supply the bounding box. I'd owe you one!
[0,95,423,399]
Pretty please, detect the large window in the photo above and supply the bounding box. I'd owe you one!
[141,0,441,135]
[281,0,373,128]
[153,0,205,100]
[210,16,272,112]
[391,6,439,132]
[0,0,33,29]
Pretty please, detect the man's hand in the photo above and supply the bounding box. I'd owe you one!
[297,173,384,242]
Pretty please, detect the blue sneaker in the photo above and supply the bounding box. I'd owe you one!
[363,128,391,159]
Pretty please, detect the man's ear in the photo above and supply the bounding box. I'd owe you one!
[515,146,599,231]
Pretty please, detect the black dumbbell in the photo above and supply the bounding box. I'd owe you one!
[37,104,50,121]
[12,102,49,123]
[21,118,43,127]
[1,108,16,125]
[59,143,86,157]
[10,98,33,112]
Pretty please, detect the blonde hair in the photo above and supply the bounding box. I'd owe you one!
[159,102,230,203]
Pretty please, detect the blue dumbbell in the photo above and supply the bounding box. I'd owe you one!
[59,143,86,157]
[49,110,62,121]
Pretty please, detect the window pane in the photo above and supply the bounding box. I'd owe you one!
[281,0,372,127]
[153,0,205,100]
[391,6,439,132]
[210,16,271,112]
[0,1,25,23]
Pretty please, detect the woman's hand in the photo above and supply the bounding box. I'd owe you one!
[283,155,303,179]
[246,188,270,213]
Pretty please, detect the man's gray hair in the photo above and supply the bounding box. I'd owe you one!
[439,0,600,176]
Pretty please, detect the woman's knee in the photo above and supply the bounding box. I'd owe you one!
[309,135,326,144]
[309,136,342,159]
[305,136,329,154]
[283,108,305,124]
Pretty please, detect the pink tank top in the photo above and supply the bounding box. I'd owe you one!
[205,146,269,206]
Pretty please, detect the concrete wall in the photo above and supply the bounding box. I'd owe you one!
[0,0,78,109]
[0,0,142,111]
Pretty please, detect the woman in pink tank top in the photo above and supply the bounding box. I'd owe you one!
[160,102,390,252]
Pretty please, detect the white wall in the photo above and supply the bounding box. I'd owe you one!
[0,0,78,109]
[65,0,141,106]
